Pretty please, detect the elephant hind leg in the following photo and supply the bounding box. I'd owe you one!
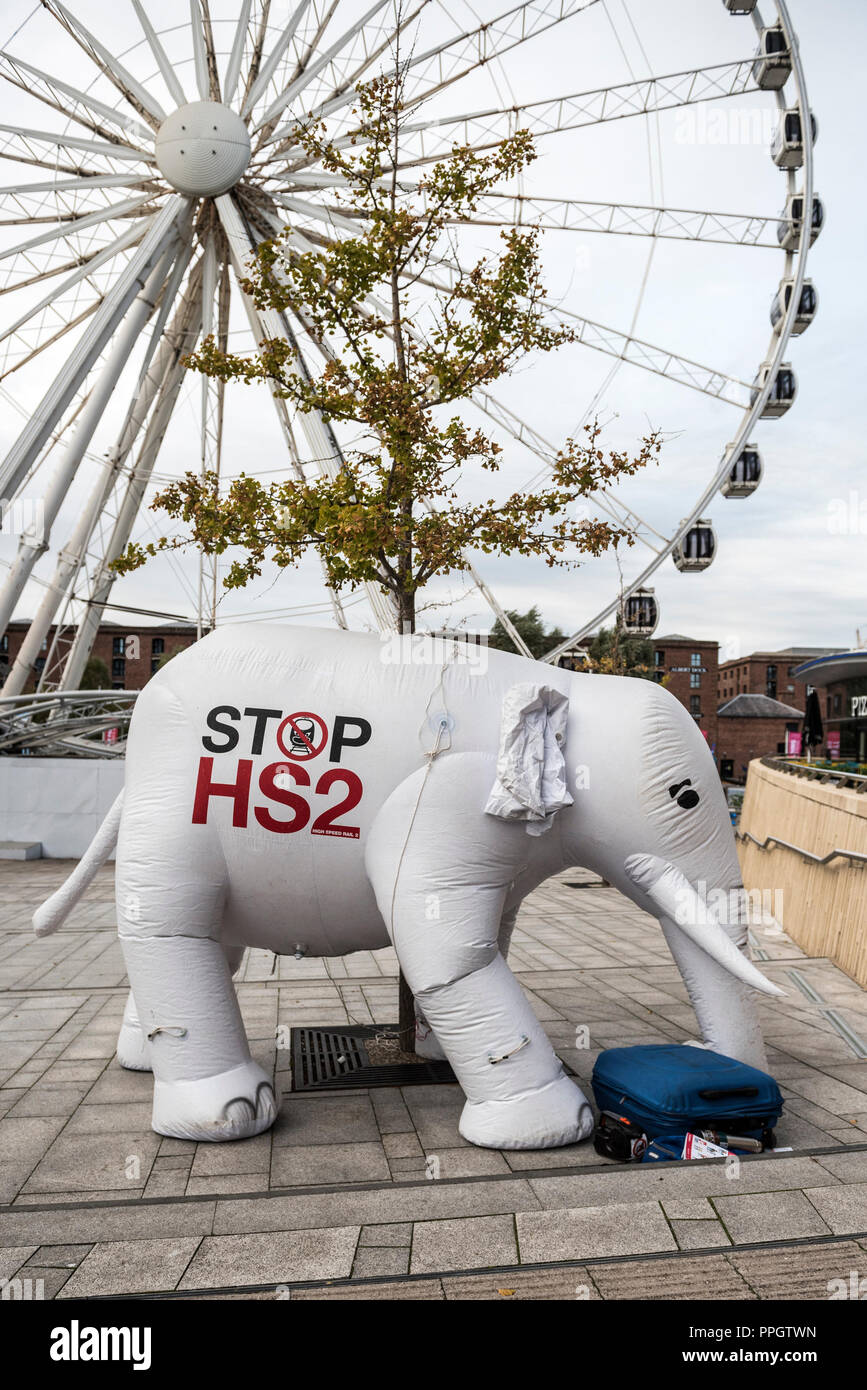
[117,942,247,1075]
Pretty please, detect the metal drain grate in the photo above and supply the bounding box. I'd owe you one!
[290,1025,457,1091]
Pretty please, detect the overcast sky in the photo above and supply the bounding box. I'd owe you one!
[0,0,862,660]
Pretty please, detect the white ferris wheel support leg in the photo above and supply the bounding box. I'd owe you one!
[222,266,350,634]
[0,196,190,507]
[57,273,206,692]
[216,193,397,633]
[0,238,185,691]
[28,246,195,695]
[196,234,229,637]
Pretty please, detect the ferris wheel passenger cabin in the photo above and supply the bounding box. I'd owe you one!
[672,521,716,574]
[771,278,817,336]
[753,24,792,90]
[772,109,818,170]
[751,362,797,418]
[721,444,762,499]
[777,193,825,252]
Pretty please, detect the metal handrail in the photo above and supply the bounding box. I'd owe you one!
[760,756,867,791]
[736,829,867,869]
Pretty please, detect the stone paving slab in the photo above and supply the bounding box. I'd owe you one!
[3,859,867,1298]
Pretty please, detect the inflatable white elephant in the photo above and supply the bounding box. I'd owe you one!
[34,625,781,1147]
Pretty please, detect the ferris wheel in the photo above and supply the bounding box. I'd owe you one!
[0,0,818,695]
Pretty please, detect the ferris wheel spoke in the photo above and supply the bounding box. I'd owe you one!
[261,0,601,147]
[0,196,189,507]
[0,52,154,150]
[250,0,343,151]
[199,0,223,102]
[0,193,162,296]
[0,220,145,353]
[0,302,103,384]
[243,0,314,121]
[131,0,188,109]
[0,125,156,174]
[43,2,166,130]
[0,174,161,226]
[247,0,394,134]
[388,57,762,170]
[449,194,781,248]
[0,217,149,307]
[240,0,275,113]
[269,0,431,139]
[224,0,253,106]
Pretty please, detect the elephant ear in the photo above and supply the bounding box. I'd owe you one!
[484,683,573,835]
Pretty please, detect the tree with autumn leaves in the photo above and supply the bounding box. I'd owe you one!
[114,67,660,633]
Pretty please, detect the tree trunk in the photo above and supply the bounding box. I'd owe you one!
[398,970,415,1054]
[395,580,416,1051]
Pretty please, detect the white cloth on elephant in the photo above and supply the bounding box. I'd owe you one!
[484,683,573,835]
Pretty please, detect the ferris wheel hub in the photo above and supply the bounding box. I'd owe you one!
[155,101,251,197]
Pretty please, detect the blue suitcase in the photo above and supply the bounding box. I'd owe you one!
[591,1045,783,1144]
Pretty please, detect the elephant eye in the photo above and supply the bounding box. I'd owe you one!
[668,778,700,810]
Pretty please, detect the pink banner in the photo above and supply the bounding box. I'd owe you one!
[785,730,802,756]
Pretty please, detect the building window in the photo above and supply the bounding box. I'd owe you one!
[776,742,785,754]
[834,694,841,715]
[112,682,125,690]
[720,759,734,780]
[152,637,165,655]
[34,657,45,673]
[690,652,701,667]
[766,664,777,699]
[690,671,701,689]
[151,657,162,675]
[827,695,832,718]
[112,636,124,656]
[689,695,700,719]
[654,650,665,667]
[112,657,125,682]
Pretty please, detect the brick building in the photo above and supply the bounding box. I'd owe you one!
[716,693,805,784]
[0,620,199,692]
[717,646,838,705]
[651,634,719,752]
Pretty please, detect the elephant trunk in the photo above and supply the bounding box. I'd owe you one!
[624,853,782,1072]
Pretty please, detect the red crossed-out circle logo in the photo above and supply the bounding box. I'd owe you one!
[276,711,328,760]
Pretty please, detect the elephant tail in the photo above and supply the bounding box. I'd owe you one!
[32,790,124,938]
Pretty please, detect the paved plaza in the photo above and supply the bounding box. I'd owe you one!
[2,860,867,1299]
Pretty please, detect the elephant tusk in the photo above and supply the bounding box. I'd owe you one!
[623,854,785,998]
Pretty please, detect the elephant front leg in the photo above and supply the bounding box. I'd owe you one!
[120,934,277,1142]
[413,903,520,1064]
[366,759,593,1150]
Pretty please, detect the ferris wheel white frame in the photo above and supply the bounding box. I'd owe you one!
[0,0,817,698]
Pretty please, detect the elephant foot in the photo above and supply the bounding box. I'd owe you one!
[151,1060,279,1142]
[459,1073,594,1150]
[116,1018,152,1072]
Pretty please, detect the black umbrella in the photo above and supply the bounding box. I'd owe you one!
[803,688,824,761]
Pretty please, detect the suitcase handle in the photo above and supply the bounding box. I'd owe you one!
[698,1087,760,1100]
